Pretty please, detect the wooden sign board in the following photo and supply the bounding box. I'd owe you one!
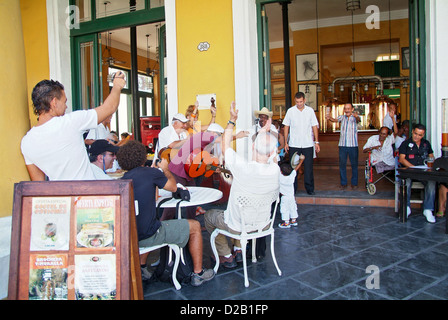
[8,180,143,300]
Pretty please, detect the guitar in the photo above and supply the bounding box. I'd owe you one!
[157,147,179,164]
[184,148,232,178]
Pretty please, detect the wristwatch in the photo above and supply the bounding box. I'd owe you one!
[315,141,320,144]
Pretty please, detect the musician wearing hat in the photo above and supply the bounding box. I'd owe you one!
[244,107,278,162]
[153,113,189,165]
[253,107,278,138]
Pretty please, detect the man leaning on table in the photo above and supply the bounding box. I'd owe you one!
[21,72,126,181]
[398,124,436,223]
[117,140,215,286]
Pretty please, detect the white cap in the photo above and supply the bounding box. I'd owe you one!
[207,123,224,134]
[172,113,188,123]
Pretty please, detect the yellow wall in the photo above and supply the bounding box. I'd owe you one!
[0,0,33,217]
[20,0,50,127]
[176,0,235,128]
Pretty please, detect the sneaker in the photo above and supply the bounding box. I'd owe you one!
[278,221,290,229]
[140,266,153,281]
[290,219,298,227]
[219,255,237,269]
[190,268,215,287]
[233,249,243,263]
[407,206,411,217]
[423,209,436,223]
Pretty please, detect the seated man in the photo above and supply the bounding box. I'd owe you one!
[116,140,215,287]
[363,123,397,174]
[204,102,280,268]
[398,124,437,223]
[89,140,120,180]
[153,113,189,163]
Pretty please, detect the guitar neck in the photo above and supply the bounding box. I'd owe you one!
[206,164,231,175]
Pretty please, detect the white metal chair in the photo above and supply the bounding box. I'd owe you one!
[135,201,182,290]
[210,192,282,287]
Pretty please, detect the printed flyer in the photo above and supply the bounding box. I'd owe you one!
[74,196,117,249]
[30,197,71,251]
[74,254,117,300]
[28,254,69,300]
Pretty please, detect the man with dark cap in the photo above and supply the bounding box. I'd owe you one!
[89,140,120,180]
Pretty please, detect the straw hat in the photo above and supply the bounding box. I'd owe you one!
[254,107,273,118]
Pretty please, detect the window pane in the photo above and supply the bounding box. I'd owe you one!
[76,0,91,23]
[96,0,145,19]
[80,41,95,110]
[149,0,165,9]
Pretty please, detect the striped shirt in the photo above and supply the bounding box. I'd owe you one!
[337,115,358,147]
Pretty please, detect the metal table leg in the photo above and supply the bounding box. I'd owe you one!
[400,178,407,223]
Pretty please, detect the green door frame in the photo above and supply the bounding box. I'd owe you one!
[69,0,165,120]
[256,0,291,111]
[409,0,427,128]
[71,34,101,110]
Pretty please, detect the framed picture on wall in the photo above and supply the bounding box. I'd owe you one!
[272,99,286,118]
[271,81,285,98]
[296,53,319,82]
[271,63,285,79]
[298,84,318,111]
[401,47,410,70]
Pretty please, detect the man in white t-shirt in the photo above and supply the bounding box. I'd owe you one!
[383,103,397,133]
[205,102,280,268]
[283,92,320,195]
[89,140,120,180]
[21,73,126,181]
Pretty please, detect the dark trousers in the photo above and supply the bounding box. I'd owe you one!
[289,147,314,194]
[339,146,358,187]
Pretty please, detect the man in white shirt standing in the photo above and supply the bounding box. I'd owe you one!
[89,140,120,180]
[21,72,126,181]
[283,92,320,195]
[383,102,397,133]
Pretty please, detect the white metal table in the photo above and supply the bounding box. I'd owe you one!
[157,187,223,219]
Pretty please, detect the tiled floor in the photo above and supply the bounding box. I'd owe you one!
[142,168,448,300]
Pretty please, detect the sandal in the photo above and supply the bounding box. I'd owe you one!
[436,211,445,218]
